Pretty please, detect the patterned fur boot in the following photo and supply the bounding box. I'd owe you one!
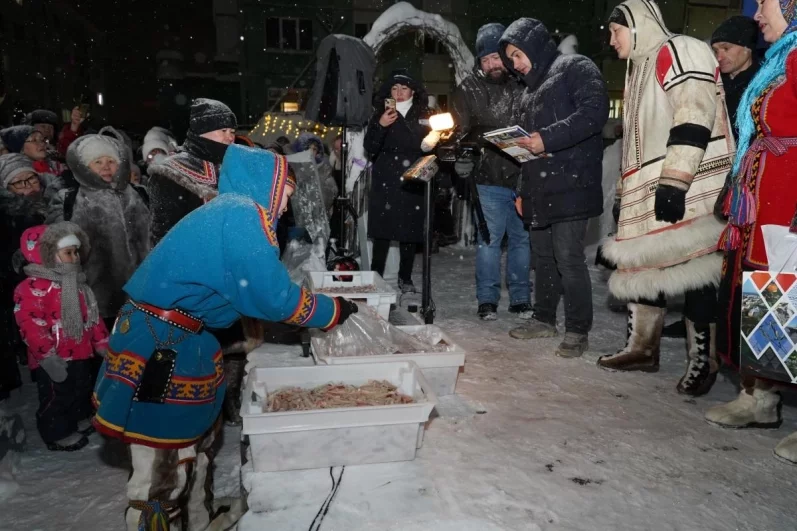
[676,320,719,396]
[597,303,665,372]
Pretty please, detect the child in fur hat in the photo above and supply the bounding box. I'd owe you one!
[13,223,109,451]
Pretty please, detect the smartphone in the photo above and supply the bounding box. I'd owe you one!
[385,98,396,110]
[79,104,91,119]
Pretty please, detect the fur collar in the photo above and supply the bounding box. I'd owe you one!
[0,188,48,219]
[149,151,219,201]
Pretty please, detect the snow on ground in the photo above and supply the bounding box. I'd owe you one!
[2,246,797,530]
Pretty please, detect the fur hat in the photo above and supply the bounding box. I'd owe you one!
[189,98,237,135]
[0,125,35,154]
[74,133,121,167]
[26,109,59,128]
[142,126,177,160]
[0,153,36,189]
[711,16,759,50]
[476,23,506,59]
[20,222,90,268]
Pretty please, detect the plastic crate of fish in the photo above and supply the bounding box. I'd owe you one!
[241,361,437,472]
[310,325,465,396]
[307,271,396,320]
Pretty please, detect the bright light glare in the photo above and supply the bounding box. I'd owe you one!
[429,113,454,131]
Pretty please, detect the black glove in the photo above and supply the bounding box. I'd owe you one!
[612,199,621,224]
[335,297,358,326]
[654,184,687,224]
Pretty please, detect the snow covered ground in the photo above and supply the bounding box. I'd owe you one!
[2,246,797,530]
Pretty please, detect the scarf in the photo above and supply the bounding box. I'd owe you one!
[396,99,413,117]
[23,263,99,340]
[182,130,229,166]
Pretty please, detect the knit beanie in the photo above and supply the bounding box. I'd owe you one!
[189,98,237,135]
[476,23,506,58]
[0,153,36,188]
[608,7,629,27]
[57,234,81,250]
[26,109,59,128]
[711,16,759,49]
[0,125,35,154]
[75,134,121,167]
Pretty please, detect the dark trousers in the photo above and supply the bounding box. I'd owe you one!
[637,285,718,323]
[371,239,416,282]
[34,359,93,444]
[530,219,592,334]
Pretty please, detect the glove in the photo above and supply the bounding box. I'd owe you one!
[335,297,359,326]
[654,184,687,224]
[40,356,68,383]
[612,199,621,224]
[454,158,475,179]
[421,130,442,153]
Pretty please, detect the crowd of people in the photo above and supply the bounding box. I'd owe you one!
[1,0,796,527]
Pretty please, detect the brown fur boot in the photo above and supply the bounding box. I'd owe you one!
[676,319,719,396]
[597,303,665,372]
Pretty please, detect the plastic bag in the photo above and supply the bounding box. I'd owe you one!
[762,224,797,273]
[281,238,327,285]
[319,305,449,357]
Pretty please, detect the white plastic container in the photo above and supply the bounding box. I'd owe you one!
[241,361,437,472]
[310,325,465,396]
[307,271,396,320]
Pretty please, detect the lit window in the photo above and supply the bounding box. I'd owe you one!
[281,102,299,113]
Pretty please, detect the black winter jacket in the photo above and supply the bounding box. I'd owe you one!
[500,18,609,228]
[722,60,760,141]
[364,81,431,243]
[451,66,522,189]
[147,136,220,246]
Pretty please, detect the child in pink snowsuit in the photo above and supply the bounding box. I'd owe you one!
[14,222,109,451]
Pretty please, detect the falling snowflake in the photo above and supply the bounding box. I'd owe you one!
[385,203,392,210]
[402,159,411,167]
[240,279,249,288]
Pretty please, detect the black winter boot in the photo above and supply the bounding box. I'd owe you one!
[676,320,718,396]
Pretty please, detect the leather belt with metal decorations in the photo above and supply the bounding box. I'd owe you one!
[131,301,205,334]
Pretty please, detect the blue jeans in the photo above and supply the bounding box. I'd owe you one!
[475,184,531,306]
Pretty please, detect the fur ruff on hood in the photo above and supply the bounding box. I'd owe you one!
[67,127,131,192]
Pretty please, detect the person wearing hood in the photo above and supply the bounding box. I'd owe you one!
[147,98,237,246]
[452,23,530,322]
[364,69,439,293]
[14,223,108,452]
[47,127,150,329]
[704,0,797,464]
[499,19,609,358]
[596,0,735,397]
[0,153,49,377]
[141,126,177,170]
[92,144,356,530]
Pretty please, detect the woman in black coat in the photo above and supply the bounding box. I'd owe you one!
[364,70,438,293]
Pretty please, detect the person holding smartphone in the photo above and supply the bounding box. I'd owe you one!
[57,105,88,157]
[364,69,440,293]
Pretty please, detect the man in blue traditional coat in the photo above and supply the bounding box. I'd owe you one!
[92,144,357,530]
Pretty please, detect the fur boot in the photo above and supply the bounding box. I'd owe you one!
[222,358,246,426]
[597,303,665,371]
[774,432,797,465]
[676,319,718,396]
[705,382,782,429]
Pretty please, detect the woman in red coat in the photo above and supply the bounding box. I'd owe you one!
[707,0,797,463]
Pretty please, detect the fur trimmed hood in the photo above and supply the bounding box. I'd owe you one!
[66,127,132,192]
[20,222,90,268]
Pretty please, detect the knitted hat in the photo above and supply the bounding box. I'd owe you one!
[189,98,237,135]
[476,23,506,58]
[0,153,36,188]
[26,109,59,128]
[608,7,629,27]
[711,16,759,49]
[0,125,35,154]
[74,134,121,166]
